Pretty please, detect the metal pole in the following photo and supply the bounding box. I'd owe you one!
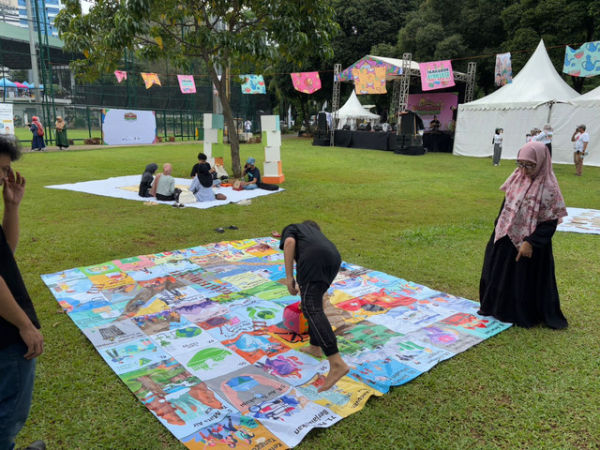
[25,0,41,102]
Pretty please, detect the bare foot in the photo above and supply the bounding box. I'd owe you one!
[299,344,323,359]
[317,359,349,392]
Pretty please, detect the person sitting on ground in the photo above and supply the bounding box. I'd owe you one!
[138,163,158,198]
[150,163,181,201]
[190,161,227,202]
[190,152,220,186]
[280,220,349,392]
[240,157,260,190]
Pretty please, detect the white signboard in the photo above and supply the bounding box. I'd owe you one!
[0,103,15,136]
[102,109,157,145]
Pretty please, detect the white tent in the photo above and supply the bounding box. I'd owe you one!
[453,40,582,164]
[550,84,600,167]
[334,90,380,129]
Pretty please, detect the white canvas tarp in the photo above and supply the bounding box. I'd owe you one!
[453,40,588,165]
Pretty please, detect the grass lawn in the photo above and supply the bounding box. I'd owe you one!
[10,138,600,448]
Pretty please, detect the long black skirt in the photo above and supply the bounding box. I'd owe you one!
[479,234,567,329]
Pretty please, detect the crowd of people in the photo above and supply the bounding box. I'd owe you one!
[0,121,581,448]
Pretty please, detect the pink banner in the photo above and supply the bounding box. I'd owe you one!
[407,93,458,131]
[141,72,161,89]
[114,70,127,83]
[419,60,455,91]
[290,72,321,94]
[177,75,196,94]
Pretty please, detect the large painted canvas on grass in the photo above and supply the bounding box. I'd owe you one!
[42,237,510,448]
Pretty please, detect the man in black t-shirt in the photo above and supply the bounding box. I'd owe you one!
[280,220,349,392]
[190,152,220,186]
[0,136,45,450]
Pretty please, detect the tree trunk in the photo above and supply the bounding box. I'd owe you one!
[207,64,242,178]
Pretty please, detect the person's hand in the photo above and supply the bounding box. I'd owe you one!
[2,168,25,207]
[20,325,44,359]
[516,241,533,261]
[286,277,299,296]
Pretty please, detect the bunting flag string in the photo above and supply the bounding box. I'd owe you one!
[141,72,161,89]
[177,74,197,94]
[494,53,513,86]
[240,75,266,94]
[114,70,128,83]
[290,72,321,94]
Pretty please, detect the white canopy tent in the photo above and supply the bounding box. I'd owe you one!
[334,90,380,129]
[453,40,584,165]
[549,85,600,167]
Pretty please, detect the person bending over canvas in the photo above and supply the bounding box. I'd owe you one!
[0,136,45,450]
[479,141,568,329]
[151,163,181,202]
[280,220,349,391]
[138,163,158,198]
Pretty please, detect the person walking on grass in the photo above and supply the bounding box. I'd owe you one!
[0,136,45,450]
[28,116,45,152]
[280,220,349,392]
[54,116,69,150]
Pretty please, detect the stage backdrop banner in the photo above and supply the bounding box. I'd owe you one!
[563,41,600,77]
[0,103,14,135]
[495,53,513,86]
[102,109,157,145]
[352,66,387,94]
[177,75,196,94]
[419,60,455,91]
[290,72,321,94]
[407,93,458,131]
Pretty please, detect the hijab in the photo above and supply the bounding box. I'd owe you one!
[55,116,65,131]
[494,141,567,248]
[32,116,43,130]
[143,163,158,176]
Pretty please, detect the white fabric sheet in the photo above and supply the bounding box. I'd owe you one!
[557,207,600,235]
[46,175,283,209]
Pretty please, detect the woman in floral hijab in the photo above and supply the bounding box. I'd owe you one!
[479,141,568,329]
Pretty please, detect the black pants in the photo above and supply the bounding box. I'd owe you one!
[156,188,181,202]
[299,281,339,357]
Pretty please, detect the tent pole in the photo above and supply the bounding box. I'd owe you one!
[396,52,411,136]
[331,63,341,146]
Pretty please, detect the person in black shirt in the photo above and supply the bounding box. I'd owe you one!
[0,136,45,450]
[240,157,260,190]
[280,220,349,392]
[190,152,220,186]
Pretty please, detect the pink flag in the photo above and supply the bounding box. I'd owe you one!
[141,72,161,89]
[290,72,321,94]
[177,75,196,94]
[419,60,455,91]
[114,70,127,83]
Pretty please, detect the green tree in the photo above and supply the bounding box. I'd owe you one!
[56,0,338,177]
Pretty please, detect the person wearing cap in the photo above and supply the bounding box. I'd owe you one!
[241,157,260,190]
[571,124,589,176]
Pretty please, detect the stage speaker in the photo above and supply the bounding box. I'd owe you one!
[393,134,425,155]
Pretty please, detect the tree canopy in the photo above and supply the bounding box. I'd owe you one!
[56,0,339,176]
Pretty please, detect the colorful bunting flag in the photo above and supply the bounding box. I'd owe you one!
[563,41,600,77]
[494,53,513,86]
[114,70,127,83]
[352,66,387,94]
[290,72,321,94]
[419,60,455,91]
[177,75,196,94]
[141,72,161,89]
[240,74,266,94]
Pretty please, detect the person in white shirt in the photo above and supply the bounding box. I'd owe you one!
[492,128,503,166]
[571,124,590,176]
[533,124,553,156]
